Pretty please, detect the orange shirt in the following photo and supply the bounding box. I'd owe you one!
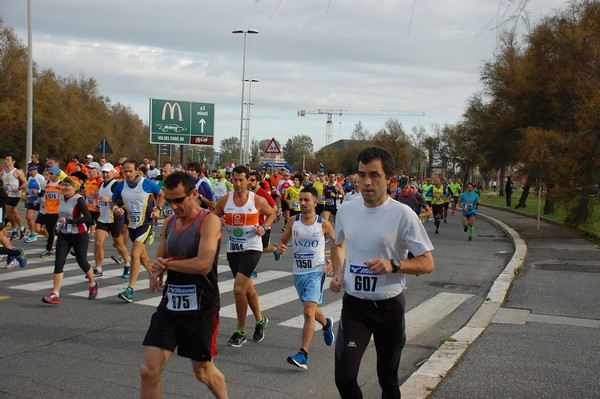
[44,180,62,214]
[85,176,102,212]
[269,174,282,194]
[389,182,398,199]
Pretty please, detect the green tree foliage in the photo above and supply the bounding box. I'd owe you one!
[372,119,411,174]
[283,134,313,170]
[0,20,29,157]
[0,19,152,164]
[455,0,600,225]
[421,135,439,178]
[219,137,240,166]
[350,121,371,140]
[250,138,273,165]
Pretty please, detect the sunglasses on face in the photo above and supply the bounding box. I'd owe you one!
[166,191,193,204]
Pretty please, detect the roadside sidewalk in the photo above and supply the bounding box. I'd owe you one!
[403,205,600,399]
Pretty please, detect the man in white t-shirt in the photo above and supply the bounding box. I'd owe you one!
[330,147,435,399]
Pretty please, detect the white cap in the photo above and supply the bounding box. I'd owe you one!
[100,163,116,173]
[86,154,93,159]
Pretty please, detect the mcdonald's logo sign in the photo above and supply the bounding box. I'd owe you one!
[161,102,183,121]
[150,98,214,146]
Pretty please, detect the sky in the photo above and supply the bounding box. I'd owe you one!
[2,0,567,154]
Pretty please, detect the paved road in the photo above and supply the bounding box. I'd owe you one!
[0,210,513,398]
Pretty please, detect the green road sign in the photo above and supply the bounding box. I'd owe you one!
[149,98,214,146]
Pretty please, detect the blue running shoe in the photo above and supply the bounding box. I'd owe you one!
[323,317,335,346]
[287,350,308,370]
[24,233,38,243]
[121,266,131,279]
[16,248,27,268]
[117,286,134,303]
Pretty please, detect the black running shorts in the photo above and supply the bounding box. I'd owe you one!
[143,307,219,362]
[227,250,262,278]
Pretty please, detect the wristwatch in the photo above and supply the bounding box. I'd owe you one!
[390,259,401,273]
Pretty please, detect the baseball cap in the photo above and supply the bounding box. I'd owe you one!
[48,166,61,175]
[399,177,409,187]
[101,163,116,173]
[86,154,93,159]
[87,162,100,169]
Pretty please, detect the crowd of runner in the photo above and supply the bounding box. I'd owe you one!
[2,149,486,398]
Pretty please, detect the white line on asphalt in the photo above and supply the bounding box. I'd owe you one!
[134,270,293,308]
[219,280,298,319]
[405,292,473,340]
[279,291,472,332]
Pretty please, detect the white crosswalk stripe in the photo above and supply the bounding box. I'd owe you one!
[134,270,292,308]
[2,252,472,334]
[405,292,472,339]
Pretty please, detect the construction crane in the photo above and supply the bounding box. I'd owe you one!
[298,109,425,146]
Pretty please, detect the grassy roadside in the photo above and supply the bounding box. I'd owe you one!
[479,190,600,237]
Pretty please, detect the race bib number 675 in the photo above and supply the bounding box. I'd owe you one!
[166,285,199,311]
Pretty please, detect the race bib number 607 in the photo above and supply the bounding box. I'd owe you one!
[349,264,385,293]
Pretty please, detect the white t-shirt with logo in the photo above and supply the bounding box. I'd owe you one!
[334,197,434,300]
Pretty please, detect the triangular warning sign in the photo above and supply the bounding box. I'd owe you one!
[94,138,113,154]
[264,137,281,154]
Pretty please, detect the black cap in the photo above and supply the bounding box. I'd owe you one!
[399,177,409,187]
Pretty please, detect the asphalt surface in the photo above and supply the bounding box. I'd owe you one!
[4,203,598,398]
[405,205,600,399]
[0,206,514,399]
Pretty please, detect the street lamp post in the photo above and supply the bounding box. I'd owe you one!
[244,79,258,165]
[233,29,258,166]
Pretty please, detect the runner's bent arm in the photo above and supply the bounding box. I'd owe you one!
[399,251,434,275]
[322,219,335,242]
[211,196,226,218]
[255,195,275,236]
[330,241,346,293]
[17,170,28,190]
[153,213,221,275]
[150,221,169,292]
[276,217,294,255]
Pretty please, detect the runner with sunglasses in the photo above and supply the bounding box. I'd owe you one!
[141,171,227,399]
